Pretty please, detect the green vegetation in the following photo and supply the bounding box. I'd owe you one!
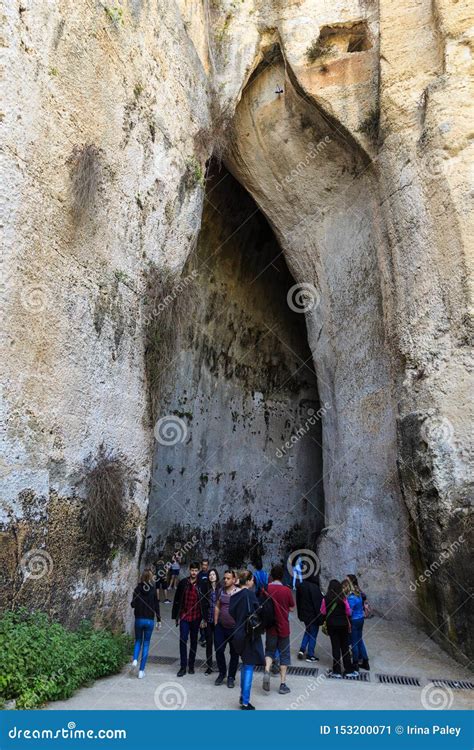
[114,269,130,284]
[185,156,205,188]
[0,610,131,709]
[104,4,124,26]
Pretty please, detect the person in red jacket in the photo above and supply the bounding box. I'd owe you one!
[262,564,295,695]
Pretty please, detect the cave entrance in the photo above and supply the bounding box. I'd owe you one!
[146,165,324,570]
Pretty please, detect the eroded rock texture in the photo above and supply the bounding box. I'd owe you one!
[1,0,472,659]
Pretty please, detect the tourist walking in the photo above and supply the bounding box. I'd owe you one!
[343,576,370,671]
[229,570,265,710]
[169,554,181,589]
[214,570,239,687]
[200,568,220,674]
[320,579,358,678]
[262,564,295,695]
[172,562,205,677]
[131,569,161,679]
[155,553,171,604]
[296,573,322,662]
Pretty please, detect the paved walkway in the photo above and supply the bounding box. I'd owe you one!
[46,611,473,711]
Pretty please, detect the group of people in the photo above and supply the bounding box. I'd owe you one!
[130,557,371,710]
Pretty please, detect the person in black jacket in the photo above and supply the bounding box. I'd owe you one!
[296,573,322,662]
[229,570,265,710]
[131,568,161,679]
[172,562,206,677]
[320,579,358,678]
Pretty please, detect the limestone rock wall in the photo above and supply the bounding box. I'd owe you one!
[1,0,472,659]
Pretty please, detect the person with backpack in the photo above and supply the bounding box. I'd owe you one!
[213,570,239,687]
[229,570,265,710]
[131,568,161,679]
[296,573,323,662]
[343,576,370,671]
[252,560,268,596]
[320,579,358,678]
[262,564,295,695]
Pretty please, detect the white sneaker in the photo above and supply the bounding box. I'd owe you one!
[138,670,145,679]
[132,659,138,668]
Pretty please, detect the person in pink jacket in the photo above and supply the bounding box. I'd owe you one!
[320,579,359,678]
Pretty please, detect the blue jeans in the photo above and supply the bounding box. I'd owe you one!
[351,618,368,663]
[133,618,154,671]
[179,618,201,669]
[300,623,319,657]
[214,623,239,679]
[240,664,254,706]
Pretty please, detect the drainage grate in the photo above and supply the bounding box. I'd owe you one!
[376,673,421,687]
[431,679,474,691]
[326,671,370,682]
[148,656,178,665]
[252,665,318,677]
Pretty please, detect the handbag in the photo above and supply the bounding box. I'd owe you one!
[245,592,264,638]
[321,599,338,636]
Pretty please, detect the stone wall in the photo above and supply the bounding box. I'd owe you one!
[1,0,472,659]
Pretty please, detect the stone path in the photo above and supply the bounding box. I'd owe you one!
[46,612,473,711]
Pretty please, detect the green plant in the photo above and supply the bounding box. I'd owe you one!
[358,108,380,141]
[0,610,131,709]
[133,82,143,99]
[49,67,59,76]
[104,4,124,26]
[67,143,102,215]
[81,445,134,551]
[306,38,335,62]
[114,269,130,284]
[185,156,205,188]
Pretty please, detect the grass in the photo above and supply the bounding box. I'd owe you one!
[185,156,205,188]
[104,4,124,26]
[0,610,131,709]
[80,445,134,552]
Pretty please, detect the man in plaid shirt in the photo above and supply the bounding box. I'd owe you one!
[172,562,205,677]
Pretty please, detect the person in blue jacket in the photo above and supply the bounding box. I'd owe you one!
[343,576,370,671]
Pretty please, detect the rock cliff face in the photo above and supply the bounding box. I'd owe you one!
[1,1,472,659]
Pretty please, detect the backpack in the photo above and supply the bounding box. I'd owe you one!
[245,591,275,637]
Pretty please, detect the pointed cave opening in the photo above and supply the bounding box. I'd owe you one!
[145,164,324,571]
